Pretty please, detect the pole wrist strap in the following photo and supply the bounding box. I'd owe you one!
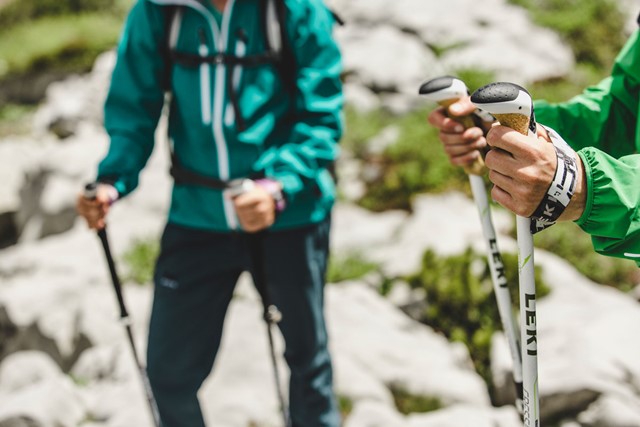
[530,125,578,234]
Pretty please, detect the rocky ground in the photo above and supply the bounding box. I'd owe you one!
[2,1,640,426]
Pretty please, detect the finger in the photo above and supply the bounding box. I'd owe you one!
[484,146,518,175]
[429,108,467,133]
[427,107,449,129]
[450,150,481,167]
[486,125,536,157]
[440,125,482,145]
[442,138,484,158]
[490,184,515,212]
[536,125,551,142]
[447,97,476,118]
[488,168,515,193]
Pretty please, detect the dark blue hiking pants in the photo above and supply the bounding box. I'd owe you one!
[146,218,339,427]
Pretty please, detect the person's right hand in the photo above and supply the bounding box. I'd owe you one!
[76,184,116,230]
[427,96,491,168]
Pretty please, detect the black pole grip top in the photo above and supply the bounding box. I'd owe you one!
[470,82,536,134]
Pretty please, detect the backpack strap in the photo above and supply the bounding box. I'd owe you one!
[270,0,297,100]
[265,0,283,55]
[162,5,183,92]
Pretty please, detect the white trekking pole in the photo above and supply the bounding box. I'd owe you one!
[471,82,540,427]
[419,76,524,414]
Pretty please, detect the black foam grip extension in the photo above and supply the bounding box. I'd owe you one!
[418,75,457,95]
[470,82,529,104]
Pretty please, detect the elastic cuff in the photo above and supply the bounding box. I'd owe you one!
[574,150,595,228]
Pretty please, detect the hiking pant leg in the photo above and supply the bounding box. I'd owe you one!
[147,224,243,427]
[260,218,340,427]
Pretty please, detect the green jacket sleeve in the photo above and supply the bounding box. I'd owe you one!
[254,0,344,203]
[97,1,167,197]
[576,148,640,264]
[533,30,640,264]
[534,30,640,159]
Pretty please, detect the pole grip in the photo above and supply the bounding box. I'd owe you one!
[438,99,486,176]
[493,113,531,136]
[84,182,98,200]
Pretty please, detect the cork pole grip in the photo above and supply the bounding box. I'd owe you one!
[439,98,486,176]
[492,113,530,136]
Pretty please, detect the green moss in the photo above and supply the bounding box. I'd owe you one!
[531,222,640,292]
[508,0,626,71]
[0,13,124,79]
[0,0,131,27]
[338,395,354,418]
[327,252,379,284]
[406,248,550,401]
[389,383,443,414]
[454,68,497,94]
[122,237,159,285]
[0,103,35,137]
[341,106,395,157]
[354,107,471,212]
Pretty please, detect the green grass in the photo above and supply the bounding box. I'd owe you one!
[0,103,35,137]
[338,395,354,419]
[122,237,159,285]
[341,106,395,157]
[508,0,626,71]
[389,384,443,414]
[0,13,124,79]
[406,247,550,402]
[532,222,640,292]
[344,69,497,213]
[352,107,472,212]
[327,252,379,283]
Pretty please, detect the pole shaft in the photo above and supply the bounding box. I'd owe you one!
[96,227,161,427]
[516,215,539,427]
[247,232,291,427]
[469,175,524,410]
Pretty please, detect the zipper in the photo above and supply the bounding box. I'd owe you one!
[198,29,212,125]
[214,0,238,229]
[225,34,246,127]
[156,0,237,229]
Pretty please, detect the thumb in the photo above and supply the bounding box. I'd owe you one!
[448,97,475,117]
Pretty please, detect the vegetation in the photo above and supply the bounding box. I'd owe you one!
[406,248,550,401]
[389,383,443,414]
[0,103,35,137]
[0,14,124,79]
[508,0,626,71]
[122,237,159,285]
[338,395,354,419]
[531,222,640,292]
[345,106,472,212]
[327,252,379,284]
[0,0,132,107]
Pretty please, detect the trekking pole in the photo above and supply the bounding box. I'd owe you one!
[470,83,540,427]
[226,180,291,427]
[83,183,162,427]
[419,76,524,415]
[420,76,524,410]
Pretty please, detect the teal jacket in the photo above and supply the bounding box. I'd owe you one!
[97,0,343,231]
[535,30,640,264]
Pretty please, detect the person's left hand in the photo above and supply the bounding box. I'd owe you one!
[232,185,276,232]
[484,124,557,217]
